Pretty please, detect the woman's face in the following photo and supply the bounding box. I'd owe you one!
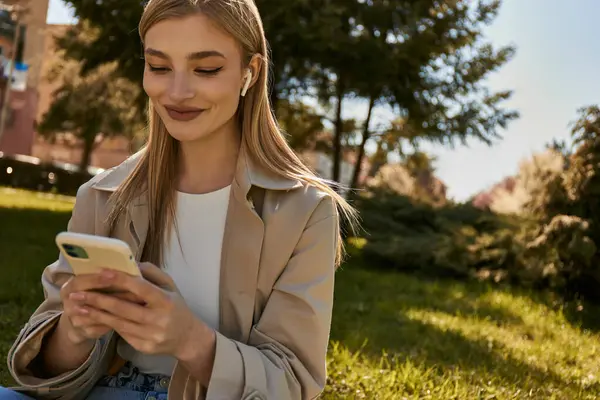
[143,13,249,143]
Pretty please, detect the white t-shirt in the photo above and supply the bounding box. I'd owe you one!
[117,185,231,375]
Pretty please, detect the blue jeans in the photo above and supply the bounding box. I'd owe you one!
[0,362,170,400]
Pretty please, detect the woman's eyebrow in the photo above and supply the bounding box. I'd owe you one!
[144,48,226,60]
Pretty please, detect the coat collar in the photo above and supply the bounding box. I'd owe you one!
[90,144,303,195]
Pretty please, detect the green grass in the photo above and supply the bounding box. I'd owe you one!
[1,187,600,399]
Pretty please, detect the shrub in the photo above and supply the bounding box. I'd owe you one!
[522,215,596,292]
[489,149,567,217]
[354,187,597,297]
[355,188,522,279]
[353,105,600,300]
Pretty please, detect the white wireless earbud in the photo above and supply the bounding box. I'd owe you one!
[241,69,252,97]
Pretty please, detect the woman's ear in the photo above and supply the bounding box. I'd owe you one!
[240,55,262,97]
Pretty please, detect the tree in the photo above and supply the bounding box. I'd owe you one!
[56,1,146,109]
[255,0,328,110]
[344,0,518,188]
[289,0,518,185]
[37,38,142,170]
[499,105,600,298]
[275,99,328,152]
[564,106,600,229]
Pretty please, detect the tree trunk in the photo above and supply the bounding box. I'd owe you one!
[350,95,376,189]
[79,134,95,172]
[368,142,388,177]
[332,79,345,184]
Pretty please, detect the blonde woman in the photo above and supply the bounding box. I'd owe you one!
[1,0,357,399]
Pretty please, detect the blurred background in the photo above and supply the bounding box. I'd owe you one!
[1,1,599,398]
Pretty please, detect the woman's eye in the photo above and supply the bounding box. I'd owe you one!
[148,65,169,73]
[147,65,223,75]
[195,67,223,75]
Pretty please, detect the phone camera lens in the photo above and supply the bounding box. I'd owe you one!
[61,244,89,259]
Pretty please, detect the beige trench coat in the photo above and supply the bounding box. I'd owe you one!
[6,147,338,400]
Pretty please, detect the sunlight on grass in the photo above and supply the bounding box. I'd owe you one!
[331,267,600,399]
[0,187,74,211]
[1,188,600,399]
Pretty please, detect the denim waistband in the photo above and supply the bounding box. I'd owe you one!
[97,361,170,393]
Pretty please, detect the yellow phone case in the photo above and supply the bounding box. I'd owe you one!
[55,232,141,277]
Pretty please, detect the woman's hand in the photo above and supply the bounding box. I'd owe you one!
[60,273,116,345]
[69,263,209,359]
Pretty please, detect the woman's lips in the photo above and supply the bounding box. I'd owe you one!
[164,106,204,122]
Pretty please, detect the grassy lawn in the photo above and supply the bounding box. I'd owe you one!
[1,187,600,399]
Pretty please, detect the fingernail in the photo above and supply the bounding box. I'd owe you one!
[70,292,85,301]
[76,306,89,314]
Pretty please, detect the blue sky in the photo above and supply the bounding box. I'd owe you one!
[46,0,600,201]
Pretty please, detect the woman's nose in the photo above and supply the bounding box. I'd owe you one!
[168,72,195,102]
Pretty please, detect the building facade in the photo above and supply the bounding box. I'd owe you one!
[0,0,50,155]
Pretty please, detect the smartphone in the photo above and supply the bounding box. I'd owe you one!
[56,232,141,277]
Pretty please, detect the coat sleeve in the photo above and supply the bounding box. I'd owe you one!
[206,196,338,400]
[6,181,115,400]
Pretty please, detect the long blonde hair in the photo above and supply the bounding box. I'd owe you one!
[108,0,358,266]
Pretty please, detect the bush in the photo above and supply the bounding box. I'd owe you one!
[355,188,523,279]
[523,215,596,292]
[489,149,567,217]
[354,186,599,296]
[354,106,600,301]
[0,152,101,196]
[366,161,447,206]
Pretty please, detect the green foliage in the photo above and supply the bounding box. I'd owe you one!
[524,215,596,289]
[357,141,600,299]
[37,25,142,170]
[309,0,519,180]
[564,106,600,220]
[355,137,600,297]
[355,187,517,279]
[510,106,600,298]
[275,99,328,152]
[56,1,146,108]
[556,106,600,297]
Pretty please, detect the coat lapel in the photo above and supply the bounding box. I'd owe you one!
[128,197,149,261]
[90,187,148,262]
[218,146,303,343]
[218,173,265,342]
[91,150,148,260]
